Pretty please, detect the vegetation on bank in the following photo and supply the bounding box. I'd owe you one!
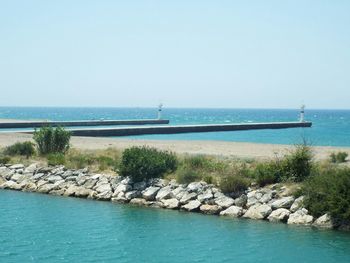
[34,126,71,155]
[0,126,350,225]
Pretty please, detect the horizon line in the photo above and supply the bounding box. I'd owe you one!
[0,105,350,111]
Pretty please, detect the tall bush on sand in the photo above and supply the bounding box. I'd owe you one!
[119,146,177,182]
[33,126,71,155]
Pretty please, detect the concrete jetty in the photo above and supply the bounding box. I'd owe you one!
[0,119,170,129]
[52,121,312,137]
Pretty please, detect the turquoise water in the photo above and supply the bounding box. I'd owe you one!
[0,107,350,146]
[1,191,350,263]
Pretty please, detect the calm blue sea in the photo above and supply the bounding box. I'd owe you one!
[1,191,350,263]
[0,107,349,146]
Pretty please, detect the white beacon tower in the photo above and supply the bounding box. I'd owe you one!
[300,104,305,122]
[158,103,163,120]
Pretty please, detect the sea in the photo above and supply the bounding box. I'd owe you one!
[1,191,350,263]
[0,107,350,146]
[1,107,350,263]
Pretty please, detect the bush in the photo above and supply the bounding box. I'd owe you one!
[0,155,11,164]
[330,152,348,163]
[302,167,350,225]
[176,169,202,184]
[280,145,313,182]
[3,142,35,157]
[47,153,66,166]
[34,126,71,155]
[253,162,281,186]
[119,146,177,182]
[219,173,250,194]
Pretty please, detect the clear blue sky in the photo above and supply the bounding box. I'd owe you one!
[0,0,349,109]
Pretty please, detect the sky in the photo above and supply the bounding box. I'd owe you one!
[0,0,349,109]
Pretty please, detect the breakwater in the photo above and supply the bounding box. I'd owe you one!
[0,119,170,129]
[0,162,335,229]
[29,121,311,137]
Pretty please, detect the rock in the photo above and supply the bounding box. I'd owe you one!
[182,200,202,211]
[290,196,304,212]
[142,186,160,201]
[0,167,14,180]
[130,198,148,206]
[200,204,221,215]
[36,180,48,188]
[95,183,112,193]
[220,206,243,217]
[152,178,168,188]
[114,184,132,195]
[243,204,272,220]
[11,173,27,183]
[9,164,24,170]
[32,173,45,181]
[179,192,197,204]
[133,181,147,191]
[37,183,56,194]
[76,174,87,185]
[1,180,22,190]
[260,192,273,204]
[271,196,295,209]
[96,190,112,200]
[279,185,297,197]
[156,186,174,201]
[24,163,37,173]
[83,178,97,189]
[111,193,128,203]
[61,170,73,179]
[75,187,95,198]
[215,196,235,208]
[234,194,247,207]
[50,189,66,196]
[313,214,333,229]
[197,189,213,203]
[287,208,314,225]
[246,196,259,208]
[267,208,291,222]
[125,190,140,200]
[47,175,63,183]
[0,177,6,185]
[162,198,179,209]
[21,181,37,192]
[172,186,187,200]
[147,201,165,208]
[187,182,204,192]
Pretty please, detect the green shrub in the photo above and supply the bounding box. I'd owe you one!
[0,155,11,164]
[219,173,250,194]
[119,146,177,182]
[330,152,348,163]
[47,153,66,166]
[66,153,94,169]
[34,126,71,155]
[3,142,35,157]
[176,169,202,184]
[302,167,350,225]
[280,145,313,182]
[183,155,208,169]
[253,162,281,186]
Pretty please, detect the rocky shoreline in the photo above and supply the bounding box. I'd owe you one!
[0,163,334,229]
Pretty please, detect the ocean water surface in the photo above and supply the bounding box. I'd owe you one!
[0,107,349,146]
[1,190,350,263]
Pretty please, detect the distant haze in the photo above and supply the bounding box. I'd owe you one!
[0,1,349,109]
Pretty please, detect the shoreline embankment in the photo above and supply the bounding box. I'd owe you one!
[0,163,338,230]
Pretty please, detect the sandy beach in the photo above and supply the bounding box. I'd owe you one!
[0,132,349,161]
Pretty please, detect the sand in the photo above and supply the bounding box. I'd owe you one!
[0,132,349,161]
